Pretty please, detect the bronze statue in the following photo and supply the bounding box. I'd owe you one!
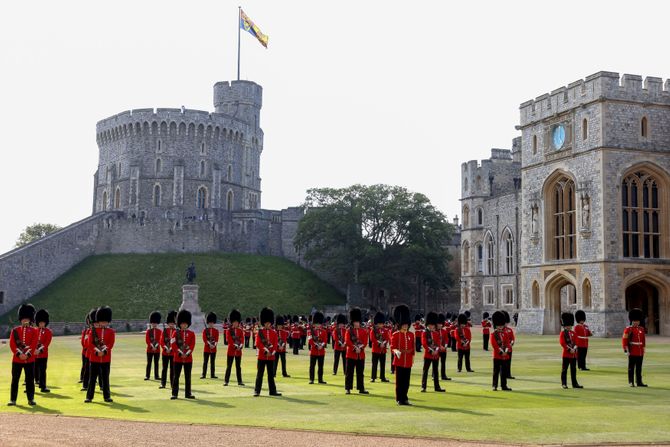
[186,262,197,284]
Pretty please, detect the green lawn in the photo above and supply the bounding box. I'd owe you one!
[0,333,668,444]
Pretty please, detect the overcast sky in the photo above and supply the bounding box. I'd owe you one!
[1,1,668,253]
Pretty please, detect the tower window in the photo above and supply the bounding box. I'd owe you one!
[200,160,206,177]
[477,208,483,225]
[622,171,661,258]
[228,165,233,182]
[532,135,538,154]
[0,290,4,304]
[549,175,576,260]
[227,190,234,211]
[157,140,162,153]
[201,142,205,154]
[114,187,121,209]
[153,184,161,207]
[582,118,588,141]
[155,158,162,174]
[641,117,648,138]
[485,233,494,275]
[504,230,514,274]
[197,187,208,209]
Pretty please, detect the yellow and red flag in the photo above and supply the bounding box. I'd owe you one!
[240,9,268,48]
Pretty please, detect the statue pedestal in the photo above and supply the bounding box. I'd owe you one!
[180,284,205,334]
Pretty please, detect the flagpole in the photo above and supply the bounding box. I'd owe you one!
[237,6,241,81]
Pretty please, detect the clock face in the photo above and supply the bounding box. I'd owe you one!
[552,125,566,150]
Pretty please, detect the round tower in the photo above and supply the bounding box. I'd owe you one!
[213,80,263,130]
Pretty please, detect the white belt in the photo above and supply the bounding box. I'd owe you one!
[631,342,643,345]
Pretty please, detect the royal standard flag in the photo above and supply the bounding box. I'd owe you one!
[240,9,268,48]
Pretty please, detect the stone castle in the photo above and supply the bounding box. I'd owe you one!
[461,71,670,336]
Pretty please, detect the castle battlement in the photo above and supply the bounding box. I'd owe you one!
[519,71,670,127]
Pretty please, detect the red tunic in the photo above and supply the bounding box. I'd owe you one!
[145,327,162,353]
[345,327,369,360]
[332,326,347,351]
[422,330,441,360]
[390,330,415,368]
[277,329,289,353]
[308,327,328,356]
[370,326,390,354]
[290,323,302,340]
[559,329,578,359]
[439,327,450,352]
[622,326,646,357]
[9,326,38,364]
[35,327,53,359]
[490,329,511,360]
[455,326,472,351]
[413,322,424,340]
[481,319,492,335]
[172,329,196,363]
[256,328,278,361]
[87,327,116,363]
[80,328,88,356]
[161,327,176,357]
[574,323,592,348]
[226,327,245,357]
[503,326,515,352]
[202,327,220,353]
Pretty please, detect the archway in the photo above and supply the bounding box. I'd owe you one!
[625,280,661,335]
[544,273,576,334]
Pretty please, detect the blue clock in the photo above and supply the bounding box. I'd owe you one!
[552,125,566,149]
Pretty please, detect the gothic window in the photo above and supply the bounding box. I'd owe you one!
[200,160,206,177]
[622,171,661,258]
[476,242,483,273]
[464,177,468,192]
[503,286,514,305]
[477,208,483,226]
[153,184,161,207]
[641,117,648,138]
[532,135,538,154]
[485,233,494,275]
[201,142,205,154]
[503,229,514,274]
[582,118,588,141]
[114,187,121,209]
[228,165,233,182]
[476,176,482,191]
[462,241,470,274]
[531,281,540,308]
[462,205,470,228]
[155,158,162,174]
[484,286,494,305]
[102,191,108,212]
[582,278,592,308]
[549,175,576,260]
[197,186,208,209]
[157,140,162,153]
[227,190,234,211]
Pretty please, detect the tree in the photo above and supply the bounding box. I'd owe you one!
[294,184,454,301]
[15,223,62,248]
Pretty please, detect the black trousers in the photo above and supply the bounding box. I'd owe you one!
[577,347,588,370]
[507,352,514,377]
[172,362,192,397]
[300,335,306,349]
[146,352,160,379]
[34,357,48,390]
[415,336,422,352]
[561,357,579,387]
[439,351,449,379]
[274,352,288,377]
[457,349,471,371]
[309,355,325,382]
[80,354,87,382]
[345,358,365,392]
[255,359,277,394]
[225,355,243,384]
[202,352,216,377]
[244,335,250,348]
[87,362,111,400]
[628,355,644,385]
[450,337,457,352]
[11,363,35,402]
[395,366,411,403]
[161,354,173,387]
[422,358,440,390]
[483,333,489,351]
[292,339,300,355]
[82,357,90,387]
[371,352,387,380]
[333,350,346,374]
[493,358,509,389]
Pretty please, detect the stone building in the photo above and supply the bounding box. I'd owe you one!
[461,71,670,336]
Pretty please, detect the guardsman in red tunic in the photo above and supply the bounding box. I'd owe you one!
[171,310,196,399]
[159,310,177,389]
[308,311,328,384]
[574,310,592,371]
[79,311,90,385]
[332,313,348,375]
[290,315,301,355]
[421,312,446,393]
[80,309,97,391]
[481,312,492,351]
[34,309,53,393]
[623,308,647,387]
[455,313,474,372]
[370,312,390,383]
[345,307,369,395]
[391,304,414,406]
[274,315,290,378]
[8,304,38,406]
[254,307,282,397]
[490,311,512,391]
[559,312,582,389]
[413,315,424,353]
[437,313,451,381]
[145,311,162,381]
[225,309,245,386]
[244,318,252,348]
[85,306,116,403]
[503,310,516,379]
[449,314,458,352]
[201,312,219,379]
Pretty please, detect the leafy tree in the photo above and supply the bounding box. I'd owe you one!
[15,223,62,248]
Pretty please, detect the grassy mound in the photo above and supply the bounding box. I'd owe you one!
[0,253,345,324]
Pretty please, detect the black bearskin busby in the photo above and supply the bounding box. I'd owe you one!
[336,313,347,325]
[276,315,285,326]
[88,308,98,325]
[149,311,161,325]
[575,310,586,323]
[457,313,468,326]
[414,314,421,322]
[373,311,385,325]
[464,310,471,319]
[482,311,490,320]
[393,304,411,327]
[349,307,362,324]
[438,313,445,325]
[166,310,177,325]
[292,315,299,323]
[177,309,192,327]
[313,311,324,325]
[35,309,49,326]
[446,312,452,320]
[229,309,241,324]
[629,308,644,323]
[206,312,217,324]
[492,311,506,328]
[18,303,36,322]
[561,312,574,327]
[502,310,511,324]
[260,307,274,325]
[96,306,112,323]
[425,311,439,327]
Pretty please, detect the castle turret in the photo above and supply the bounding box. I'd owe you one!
[213,80,263,130]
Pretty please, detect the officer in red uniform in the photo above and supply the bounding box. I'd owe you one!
[413,315,424,353]
[291,315,302,355]
[437,313,451,381]
[34,308,53,393]
[224,309,245,386]
[8,304,38,406]
[308,311,328,384]
[481,312,491,351]
[623,308,647,387]
[159,310,177,389]
[79,311,90,385]
[171,309,196,399]
[490,311,512,391]
[503,310,516,379]
[345,307,369,395]
[391,304,414,405]
[421,311,446,393]
[254,307,282,397]
[201,312,219,379]
[370,312,390,383]
[145,311,162,381]
[85,306,116,403]
[274,315,290,378]
[80,309,96,390]
[332,313,347,375]
[574,309,592,371]
[455,313,474,372]
[559,312,582,389]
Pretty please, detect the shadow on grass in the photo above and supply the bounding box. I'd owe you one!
[188,398,233,409]
[87,400,150,413]
[410,404,492,416]
[37,392,72,400]
[512,389,580,399]
[280,396,328,405]
[16,404,62,415]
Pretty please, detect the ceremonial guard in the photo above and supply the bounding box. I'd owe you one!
[308,311,328,384]
[86,306,116,403]
[413,315,424,352]
[34,309,52,393]
[449,314,458,352]
[159,310,177,389]
[503,310,516,379]
[391,304,414,405]
[559,312,583,389]
[623,308,647,387]
[145,311,162,381]
[345,307,369,395]
[254,307,281,397]
[81,308,98,391]
[455,313,474,372]
[291,315,302,355]
[244,318,252,348]
[274,315,290,378]
[8,304,38,406]
[79,311,91,385]
[370,312,390,383]
[574,310,592,371]
[171,309,196,399]
[332,313,347,375]
[420,312,445,393]
[490,311,512,391]
[481,312,491,351]
[437,314,451,381]
[201,312,219,379]
[225,309,245,386]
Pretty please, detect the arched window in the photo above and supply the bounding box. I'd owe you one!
[548,175,576,260]
[582,118,588,141]
[532,135,538,154]
[114,187,121,209]
[464,177,468,192]
[226,190,234,211]
[155,158,162,174]
[462,205,470,228]
[228,165,233,182]
[153,184,161,207]
[532,281,540,308]
[476,176,482,191]
[200,160,206,177]
[462,241,470,274]
[102,191,108,212]
[485,233,494,275]
[201,142,205,154]
[503,229,514,274]
[622,171,661,258]
[157,140,162,153]
[197,187,208,209]
[477,208,483,226]
[641,117,648,138]
[476,243,483,273]
[582,278,592,308]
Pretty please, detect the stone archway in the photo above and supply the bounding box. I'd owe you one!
[625,280,662,335]
[543,273,576,335]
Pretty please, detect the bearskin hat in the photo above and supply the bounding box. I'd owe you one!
[260,307,274,325]
[292,315,299,323]
[438,313,445,325]
[206,312,217,324]
[149,311,161,325]
[502,310,511,324]
[349,307,362,323]
[96,306,112,323]
[492,311,506,328]
[464,310,471,319]
[393,304,411,327]
[325,316,331,322]
[166,310,177,325]
[414,314,421,322]
[373,311,385,325]
[561,312,574,327]
[177,309,192,327]
[457,313,468,326]
[35,309,49,326]
[18,303,36,322]
[252,317,257,324]
[229,309,241,323]
[313,311,324,325]
[629,308,644,323]
[446,312,452,320]
[336,313,347,325]
[575,310,586,323]
[88,308,98,324]
[482,311,490,319]
[276,315,285,326]
[425,311,439,327]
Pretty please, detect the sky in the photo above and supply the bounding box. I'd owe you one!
[0,0,668,253]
